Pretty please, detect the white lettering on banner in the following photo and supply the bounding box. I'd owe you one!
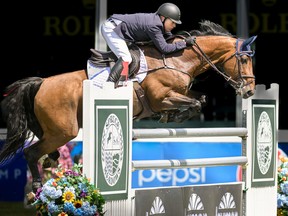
[0,169,22,180]
[0,169,8,179]
[216,212,238,216]
[14,169,22,179]
[138,168,206,186]
[188,168,206,184]
[186,213,207,216]
[156,169,172,183]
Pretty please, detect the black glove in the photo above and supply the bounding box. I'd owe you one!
[185,36,196,46]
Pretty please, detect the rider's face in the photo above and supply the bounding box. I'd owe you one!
[164,18,176,33]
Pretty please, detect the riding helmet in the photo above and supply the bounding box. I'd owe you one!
[156,3,182,24]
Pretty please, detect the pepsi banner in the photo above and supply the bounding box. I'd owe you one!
[132,138,242,188]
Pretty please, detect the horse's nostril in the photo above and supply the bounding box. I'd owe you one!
[243,90,254,99]
[248,90,254,97]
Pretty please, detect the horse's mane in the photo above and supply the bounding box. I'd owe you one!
[178,20,233,37]
[136,20,233,47]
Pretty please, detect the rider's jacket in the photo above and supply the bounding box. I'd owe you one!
[110,13,186,54]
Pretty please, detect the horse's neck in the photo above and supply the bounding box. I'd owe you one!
[142,36,236,78]
[190,36,236,76]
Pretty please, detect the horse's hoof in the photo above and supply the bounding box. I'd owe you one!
[32,181,43,194]
[159,112,169,123]
[26,192,35,205]
[199,95,207,106]
[42,157,57,168]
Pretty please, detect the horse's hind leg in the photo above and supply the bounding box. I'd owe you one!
[23,140,47,194]
[42,150,60,168]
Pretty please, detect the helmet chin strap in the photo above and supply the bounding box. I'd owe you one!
[158,15,167,32]
[162,17,168,27]
[162,17,168,31]
[159,15,166,23]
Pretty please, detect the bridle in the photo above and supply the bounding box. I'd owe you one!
[193,38,255,95]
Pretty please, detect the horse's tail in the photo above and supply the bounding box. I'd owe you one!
[0,77,43,166]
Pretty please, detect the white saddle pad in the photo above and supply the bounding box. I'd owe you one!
[87,49,148,88]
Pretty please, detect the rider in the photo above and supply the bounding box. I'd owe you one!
[101,2,196,86]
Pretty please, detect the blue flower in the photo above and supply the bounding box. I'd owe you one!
[73,208,84,216]
[281,182,288,195]
[63,202,75,213]
[281,168,288,176]
[278,193,286,208]
[64,186,76,194]
[81,202,97,216]
[78,182,88,192]
[42,184,62,200]
[47,201,59,213]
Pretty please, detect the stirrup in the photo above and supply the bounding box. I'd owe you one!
[116,75,128,87]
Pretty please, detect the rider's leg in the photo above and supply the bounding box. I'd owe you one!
[107,57,129,84]
[101,18,132,86]
[116,60,129,86]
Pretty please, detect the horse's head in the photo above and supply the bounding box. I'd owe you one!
[220,36,257,99]
[184,21,257,99]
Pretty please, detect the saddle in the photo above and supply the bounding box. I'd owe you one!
[88,43,155,120]
[88,44,141,79]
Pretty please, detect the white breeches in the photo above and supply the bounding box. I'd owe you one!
[101,19,132,64]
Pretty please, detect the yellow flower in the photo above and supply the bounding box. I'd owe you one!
[73,200,83,208]
[62,191,75,203]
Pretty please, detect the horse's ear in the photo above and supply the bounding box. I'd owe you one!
[241,35,257,52]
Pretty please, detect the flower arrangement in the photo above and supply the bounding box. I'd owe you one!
[32,163,105,216]
[277,156,288,216]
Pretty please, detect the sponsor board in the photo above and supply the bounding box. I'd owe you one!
[135,183,242,216]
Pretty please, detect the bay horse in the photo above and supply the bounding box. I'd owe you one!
[0,20,256,200]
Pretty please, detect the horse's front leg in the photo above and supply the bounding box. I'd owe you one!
[168,108,200,123]
[159,93,206,123]
[162,94,204,110]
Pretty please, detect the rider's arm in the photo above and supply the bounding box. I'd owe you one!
[148,25,186,54]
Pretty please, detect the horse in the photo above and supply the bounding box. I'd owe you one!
[0,20,256,200]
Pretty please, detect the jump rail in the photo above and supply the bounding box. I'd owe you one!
[132,127,248,171]
[132,156,248,171]
[132,127,248,139]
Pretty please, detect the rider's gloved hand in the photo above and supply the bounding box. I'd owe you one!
[185,36,196,46]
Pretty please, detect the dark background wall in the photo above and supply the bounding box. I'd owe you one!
[2,0,287,129]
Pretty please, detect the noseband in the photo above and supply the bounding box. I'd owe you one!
[194,38,255,94]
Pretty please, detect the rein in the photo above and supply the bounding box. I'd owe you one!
[192,39,255,92]
[193,42,239,85]
[138,55,193,79]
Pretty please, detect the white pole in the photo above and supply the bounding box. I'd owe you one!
[95,0,107,51]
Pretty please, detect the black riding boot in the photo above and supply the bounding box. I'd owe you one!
[107,57,128,86]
